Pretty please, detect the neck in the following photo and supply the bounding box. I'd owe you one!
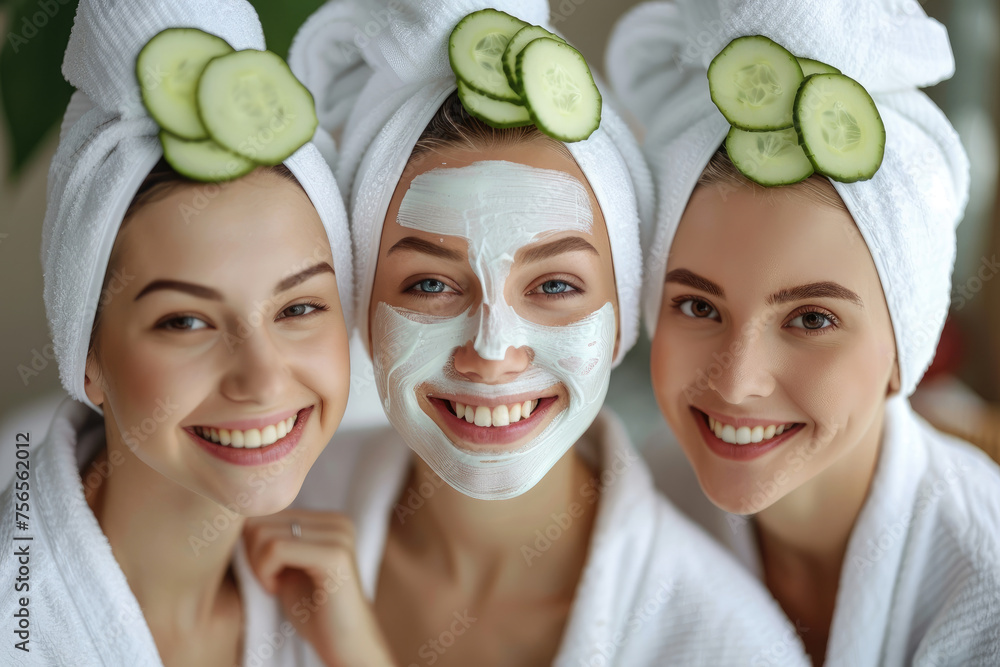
[85,430,243,632]
[752,406,887,662]
[395,446,599,599]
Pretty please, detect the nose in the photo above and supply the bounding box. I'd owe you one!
[219,328,289,405]
[453,341,530,384]
[705,327,776,405]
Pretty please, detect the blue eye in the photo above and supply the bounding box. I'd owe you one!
[540,280,573,295]
[413,279,451,294]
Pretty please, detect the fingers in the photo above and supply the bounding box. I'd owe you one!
[243,510,358,595]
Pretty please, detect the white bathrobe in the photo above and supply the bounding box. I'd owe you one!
[0,399,314,666]
[297,409,810,666]
[644,395,1000,666]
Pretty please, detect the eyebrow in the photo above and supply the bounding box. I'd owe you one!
[766,282,863,308]
[519,236,599,264]
[387,236,464,262]
[666,269,863,307]
[274,262,335,295]
[134,262,335,302]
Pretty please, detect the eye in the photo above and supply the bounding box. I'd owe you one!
[409,278,456,295]
[278,301,328,320]
[540,280,575,295]
[158,315,210,331]
[677,298,719,320]
[788,310,837,331]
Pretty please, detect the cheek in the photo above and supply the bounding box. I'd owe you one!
[289,322,352,412]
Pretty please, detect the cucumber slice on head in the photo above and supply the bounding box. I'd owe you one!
[725,127,814,186]
[797,57,841,77]
[197,49,318,166]
[457,81,531,128]
[159,131,256,182]
[137,28,234,140]
[794,73,885,183]
[517,38,601,143]
[449,9,528,103]
[709,35,803,131]
[502,25,566,93]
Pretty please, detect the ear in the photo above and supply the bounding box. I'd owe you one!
[84,353,106,408]
[886,358,901,397]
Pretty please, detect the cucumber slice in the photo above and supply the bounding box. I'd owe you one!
[797,58,841,77]
[197,50,318,166]
[159,131,256,182]
[794,73,885,183]
[457,80,531,128]
[517,38,601,142]
[708,35,803,131]
[137,28,234,140]
[725,127,814,186]
[449,9,528,103]
[502,25,566,93]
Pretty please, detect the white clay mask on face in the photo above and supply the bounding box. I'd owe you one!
[371,160,616,500]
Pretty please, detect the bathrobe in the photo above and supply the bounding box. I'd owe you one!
[644,395,1000,666]
[297,409,810,666]
[0,399,314,666]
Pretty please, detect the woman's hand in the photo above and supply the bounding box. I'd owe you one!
[243,510,396,667]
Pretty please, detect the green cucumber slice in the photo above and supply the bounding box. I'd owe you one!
[159,131,256,182]
[197,49,318,166]
[708,35,803,131]
[457,81,531,128]
[502,25,566,93]
[725,127,814,186]
[797,57,841,77]
[517,38,601,142]
[794,73,885,183]
[137,28,234,140]
[449,9,528,103]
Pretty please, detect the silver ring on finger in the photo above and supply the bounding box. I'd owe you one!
[291,522,302,539]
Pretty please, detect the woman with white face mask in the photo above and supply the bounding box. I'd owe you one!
[608,0,1000,664]
[278,1,812,665]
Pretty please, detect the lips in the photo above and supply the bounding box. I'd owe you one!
[186,406,313,466]
[691,406,804,461]
[430,396,557,448]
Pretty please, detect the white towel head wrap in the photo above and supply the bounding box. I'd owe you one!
[289,0,652,367]
[607,0,970,397]
[43,0,354,413]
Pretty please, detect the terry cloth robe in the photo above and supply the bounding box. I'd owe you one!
[0,399,316,666]
[644,395,1000,666]
[296,409,811,666]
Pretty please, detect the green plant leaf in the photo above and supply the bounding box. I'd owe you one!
[1,0,77,179]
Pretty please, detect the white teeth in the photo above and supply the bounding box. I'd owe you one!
[195,413,300,449]
[455,400,539,427]
[707,414,796,446]
[492,404,510,427]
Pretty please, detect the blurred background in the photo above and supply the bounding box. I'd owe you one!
[1,0,998,463]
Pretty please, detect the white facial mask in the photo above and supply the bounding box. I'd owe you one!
[371,160,616,500]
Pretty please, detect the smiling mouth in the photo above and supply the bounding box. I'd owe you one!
[444,399,540,427]
[695,408,804,446]
[192,412,300,449]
